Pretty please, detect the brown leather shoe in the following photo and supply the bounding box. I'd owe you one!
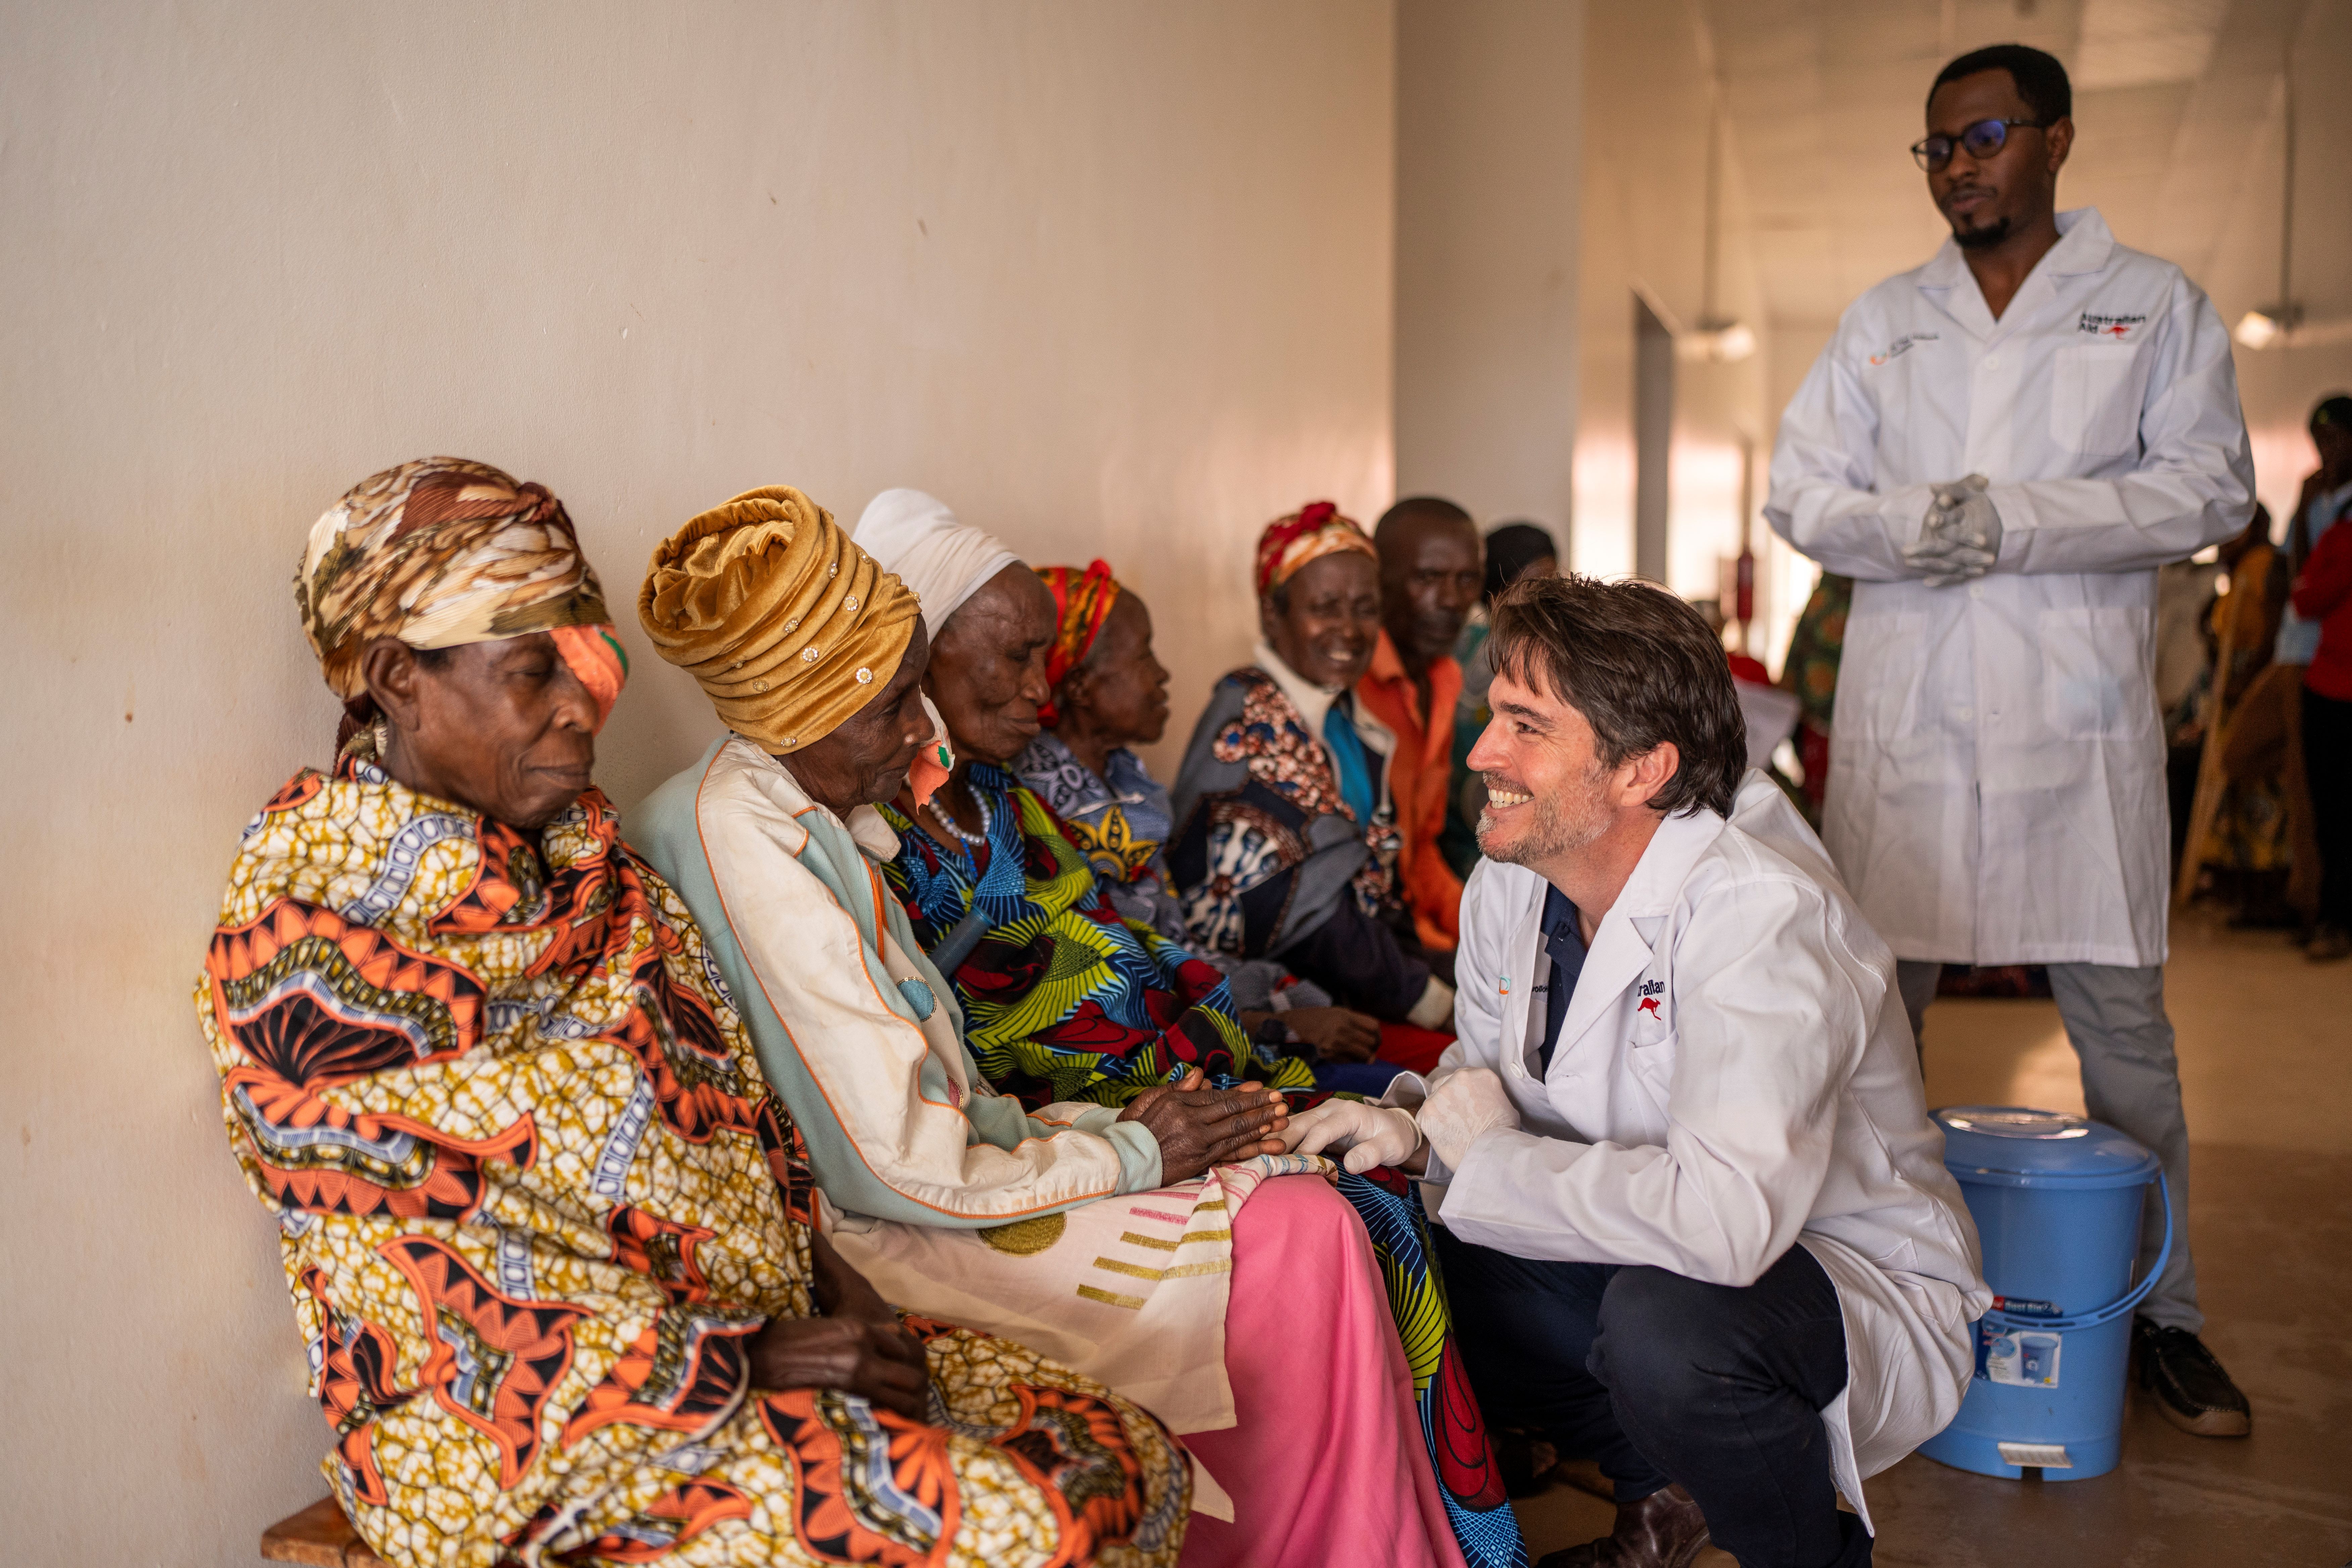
[1536,1482,1710,1568]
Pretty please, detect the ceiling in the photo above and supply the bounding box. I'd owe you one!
[1694,0,2312,327]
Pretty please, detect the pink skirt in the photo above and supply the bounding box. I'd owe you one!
[1179,1175,1466,1568]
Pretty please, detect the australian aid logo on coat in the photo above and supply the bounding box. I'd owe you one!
[2076,310,2147,341]
[1867,332,1940,367]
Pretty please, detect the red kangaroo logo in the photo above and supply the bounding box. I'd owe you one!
[1637,997,1662,1019]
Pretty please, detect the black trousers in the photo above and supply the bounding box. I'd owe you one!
[1434,1227,1870,1568]
[2306,687,2352,928]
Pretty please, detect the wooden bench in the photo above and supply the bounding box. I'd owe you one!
[260,1498,385,1568]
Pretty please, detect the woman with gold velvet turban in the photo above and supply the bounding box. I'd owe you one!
[630,485,1489,1568]
[200,459,1187,1568]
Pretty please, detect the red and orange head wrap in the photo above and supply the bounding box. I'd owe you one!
[1033,559,1122,728]
[1254,500,1377,599]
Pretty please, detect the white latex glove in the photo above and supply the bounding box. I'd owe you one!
[1280,1099,1423,1174]
[1419,1067,1519,1172]
[1902,475,2002,587]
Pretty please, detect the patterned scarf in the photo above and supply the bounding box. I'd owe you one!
[296,456,625,745]
[1034,559,1121,726]
[1254,500,1377,597]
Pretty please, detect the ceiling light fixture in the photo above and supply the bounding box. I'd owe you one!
[2235,304,2301,350]
[1679,100,1755,365]
[1681,320,1758,362]
[2237,43,2300,351]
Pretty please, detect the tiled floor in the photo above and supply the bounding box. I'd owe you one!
[1508,911,2352,1567]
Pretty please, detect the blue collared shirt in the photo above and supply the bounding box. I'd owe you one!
[1535,884,1587,1075]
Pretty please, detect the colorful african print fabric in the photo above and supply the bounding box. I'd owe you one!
[196,757,1188,1568]
[1779,573,1852,825]
[1011,734,1184,943]
[1341,1172,1525,1568]
[1167,666,1434,1024]
[877,763,1310,1106]
[1169,669,1400,952]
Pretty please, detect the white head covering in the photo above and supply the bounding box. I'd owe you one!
[851,488,1022,639]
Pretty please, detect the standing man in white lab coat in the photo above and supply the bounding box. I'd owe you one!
[1283,576,1988,1568]
[1766,42,2254,1436]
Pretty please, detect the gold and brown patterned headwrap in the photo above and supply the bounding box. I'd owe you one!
[297,456,614,710]
[639,486,919,753]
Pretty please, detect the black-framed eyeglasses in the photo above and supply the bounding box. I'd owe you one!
[1910,117,2050,171]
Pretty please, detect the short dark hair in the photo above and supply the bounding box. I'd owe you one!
[1486,574,1746,819]
[1929,43,2071,126]
[2311,393,2352,435]
[1482,521,1558,603]
[1373,495,1472,553]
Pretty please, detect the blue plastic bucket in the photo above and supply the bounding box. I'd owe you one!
[1918,1106,2171,1481]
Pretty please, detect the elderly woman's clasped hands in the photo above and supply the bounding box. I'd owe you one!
[1116,1068,1292,1183]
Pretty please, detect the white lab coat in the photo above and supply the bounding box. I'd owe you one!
[1390,776,1990,1530]
[1766,208,2253,966]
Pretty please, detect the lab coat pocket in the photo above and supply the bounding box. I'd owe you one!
[2038,607,2142,735]
[2050,342,2143,455]
[1629,1033,1677,1125]
[1832,612,1926,739]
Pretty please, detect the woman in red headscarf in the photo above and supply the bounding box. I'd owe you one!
[1167,504,1458,1048]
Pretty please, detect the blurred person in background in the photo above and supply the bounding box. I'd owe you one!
[2173,506,2291,922]
[2246,394,2352,943]
[1776,572,1854,828]
[1361,496,1483,955]
[1442,521,1559,878]
[1766,42,2254,1434]
[2289,423,2352,962]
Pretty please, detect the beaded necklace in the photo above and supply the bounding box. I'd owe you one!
[925,776,993,849]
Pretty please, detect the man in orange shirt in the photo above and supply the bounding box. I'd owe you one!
[1363,496,1483,952]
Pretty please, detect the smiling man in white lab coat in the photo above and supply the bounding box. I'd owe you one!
[1766,43,2254,1437]
[1284,576,1987,1568]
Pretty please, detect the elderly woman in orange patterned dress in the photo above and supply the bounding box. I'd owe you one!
[196,456,1188,1568]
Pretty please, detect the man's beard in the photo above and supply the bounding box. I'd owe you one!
[1952,213,2012,250]
[1475,767,1610,869]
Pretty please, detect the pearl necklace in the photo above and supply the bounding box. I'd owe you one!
[926,779,993,848]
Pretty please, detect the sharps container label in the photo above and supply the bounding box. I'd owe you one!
[1985,1330,2062,1388]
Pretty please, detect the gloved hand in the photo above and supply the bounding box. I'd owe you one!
[1419,1067,1520,1172]
[1280,1099,1423,1174]
[1902,475,2002,587]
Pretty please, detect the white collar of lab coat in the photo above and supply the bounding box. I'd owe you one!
[1252,639,1396,758]
[1915,206,2115,339]
[1550,803,1730,1054]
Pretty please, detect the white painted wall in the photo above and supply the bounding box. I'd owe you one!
[0,4,1394,1561]
[2200,0,2352,528]
[1393,0,1584,534]
[1571,4,1790,662]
